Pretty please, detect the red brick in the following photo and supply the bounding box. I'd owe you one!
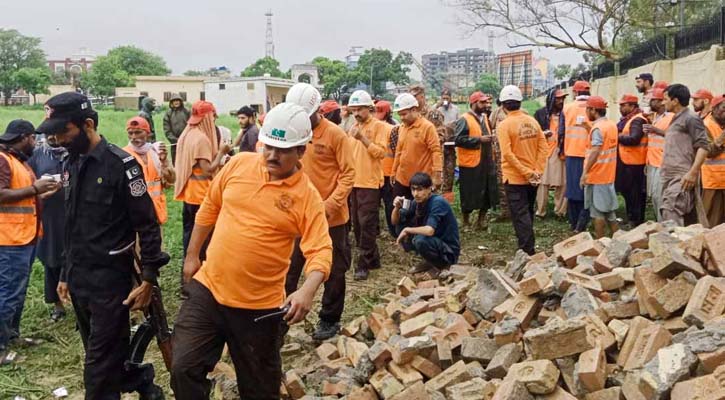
[577,346,606,392]
[410,355,442,379]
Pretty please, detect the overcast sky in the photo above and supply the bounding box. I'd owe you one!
[2,0,583,78]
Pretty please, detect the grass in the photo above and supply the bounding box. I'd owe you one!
[0,104,579,399]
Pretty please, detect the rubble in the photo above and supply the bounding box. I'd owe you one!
[268,221,725,400]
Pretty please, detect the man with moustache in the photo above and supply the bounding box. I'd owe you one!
[534,89,568,218]
[642,88,674,221]
[232,106,259,153]
[692,89,714,119]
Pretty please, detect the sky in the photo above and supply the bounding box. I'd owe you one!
[2,0,584,79]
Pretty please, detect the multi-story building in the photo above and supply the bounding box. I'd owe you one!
[421,48,496,91]
[47,47,95,75]
[497,50,534,98]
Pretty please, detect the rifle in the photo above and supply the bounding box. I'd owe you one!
[109,241,173,372]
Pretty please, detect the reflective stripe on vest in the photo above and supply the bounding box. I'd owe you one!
[646,112,672,167]
[457,112,485,168]
[123,146,169,224]
[585,119,619,185]
[564,101,589,157]
[619,113,648,165]
[0,152,39,245]
[702,116,725,189]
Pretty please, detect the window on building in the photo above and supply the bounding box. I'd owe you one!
[179,92,187,101]
[163,92,172,102]
[219,83,226,90]
[140,91,149,97]
[200,91,206,100]
[247,82,255,90]
[55,65,65,73]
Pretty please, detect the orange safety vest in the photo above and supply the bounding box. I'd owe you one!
[585,118,619,185]
[457,112,488,168]
[646,112,673,168]
[702,115,725,190]
[564,100,589,158]
[124,146,168,224]
[619,113,648,165]
[0,152,40,245]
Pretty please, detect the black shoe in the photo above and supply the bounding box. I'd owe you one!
[50,308,66,322]
[139,384,165,400]
[354,268,369,281]
[408,260,434,274]
[312,321,340,341]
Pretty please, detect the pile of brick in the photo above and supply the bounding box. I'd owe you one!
[277,221,725,400]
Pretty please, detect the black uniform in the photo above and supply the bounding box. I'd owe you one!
[60,137,169,400]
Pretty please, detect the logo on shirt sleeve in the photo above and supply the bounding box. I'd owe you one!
[126,166,141,180]
[129,179,147,197]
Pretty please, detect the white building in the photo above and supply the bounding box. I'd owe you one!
[204,76,295,115]
[291,64,320,87]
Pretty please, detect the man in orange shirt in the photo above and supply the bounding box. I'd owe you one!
[563,80,592,233]
[496,85,547,255]
[347,90,389,280]
[172,103,332,399]
[124,117,175,226]
[174,101,230,263]
[643,88,673,221]
[702,95,725,226]
[375,100,398,236]
[391,93,443,199]
[615,94,648,228]
[533,89,567,218]
[285,83,355,339]
[692,89,714,119]
[580,96,620,238]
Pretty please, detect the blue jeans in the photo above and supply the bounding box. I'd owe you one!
[0,244,35,349]
[402,235,457,268]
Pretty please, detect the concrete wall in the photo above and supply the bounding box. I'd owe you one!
[537,45,725,116]
[204,79,293,115]
[33,85,75,105]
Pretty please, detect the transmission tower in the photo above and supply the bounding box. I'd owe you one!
[265,10,275,59]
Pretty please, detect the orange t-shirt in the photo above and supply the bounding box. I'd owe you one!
[392,117,443,186]
[382,123,396,177]
[194,153,332,309]
[349,117,388,189]
[304,118,355,227]
[497,110,548,185]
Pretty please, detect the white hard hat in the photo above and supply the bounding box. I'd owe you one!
[258,103,312,149]
[393,93,419,112]
[499,85,523,102]
[286,83,322,116]
[348,90,374,107]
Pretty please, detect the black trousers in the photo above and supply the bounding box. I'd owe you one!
[351,188,381,271]
[44,264,62,304]
[72,286,151,400]
[504,183,538,255]
[567,200,591,232]
[182,202,209,285]
[616,159,646,226]
[171,280,282,400]
[381,177,396,236]
[285,224,351,324]
[393,182,413,199]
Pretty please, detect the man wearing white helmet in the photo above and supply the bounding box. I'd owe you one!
[172,102,333,399]
[347,89,390,281]
[284,83,356,339]
[496,85,547,255]
[391,93,443,199]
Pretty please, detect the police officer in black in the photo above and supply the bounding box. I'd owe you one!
[37,92,170,400]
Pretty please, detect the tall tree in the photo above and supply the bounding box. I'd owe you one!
[82,46,169,98]
[471,73,501,97]
[240,57,290,78]
[311,57,353,98]
[0,29,47,105]
[352,49,413,96]
[13,67,52,104]
[553,64,573,80]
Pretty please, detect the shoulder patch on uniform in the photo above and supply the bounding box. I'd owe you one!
[107,144,135,163]
[122,155,134,163]
[129,179,147,197]
[126,165,142,180]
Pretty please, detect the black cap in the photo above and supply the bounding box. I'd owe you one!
[36,92,94,135]
[0,119,37,143]
[635,73,654,82]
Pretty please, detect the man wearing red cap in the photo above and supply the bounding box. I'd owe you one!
[534,89,568,218]
[660,84,712,226]
[616,93,648,228]
[692,89,714,119]
[454,91,498,230]
[580,96,620,238]
[643,88,674,221]
[701,95,725,226]
[174,101,231,269]
[563,80,592,232]
[320,100,342,125]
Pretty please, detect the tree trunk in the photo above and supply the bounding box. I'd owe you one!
[32,93,37,105]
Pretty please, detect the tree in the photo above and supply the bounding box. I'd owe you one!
[352,49,413,96]
[449,0,633,60]
[240,57,290,78]
[81,46,169,98]
[553,64,572,80]
[13,67,52,103]
[0,29,47,105]
[311,57,354,98]
[183,70,206,76]
[471,73,501,97]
